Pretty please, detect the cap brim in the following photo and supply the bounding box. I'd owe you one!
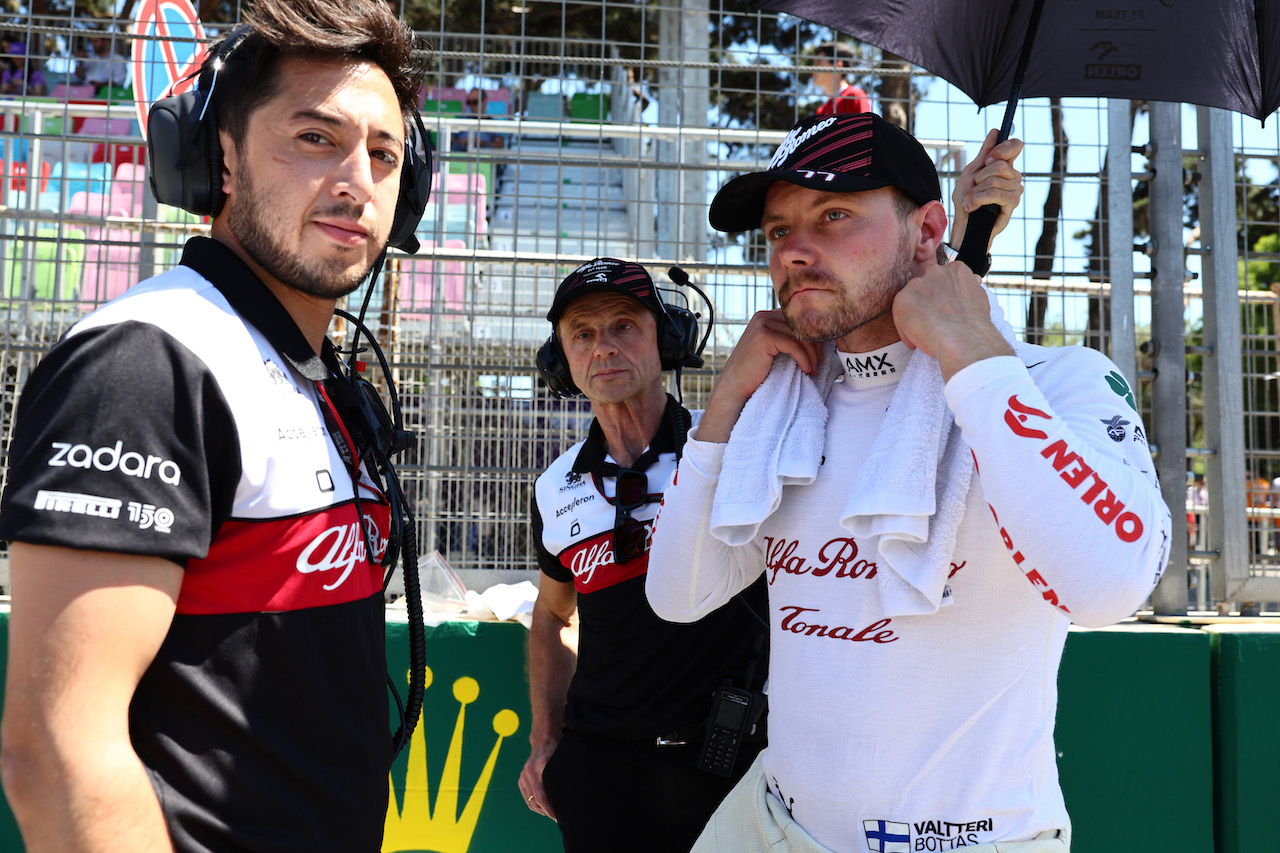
[708,170,895,233]
[546,283,652,323]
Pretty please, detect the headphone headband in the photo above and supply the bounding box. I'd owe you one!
[146,28,432,253]
[536,268,710,399]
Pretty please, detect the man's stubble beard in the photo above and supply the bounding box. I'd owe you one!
[227,160,380,300]
[778,227,916,343]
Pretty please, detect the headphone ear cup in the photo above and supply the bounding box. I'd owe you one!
[536,336,580,399]
[658,305,701,370]
[388,118,433,254]
[205,113,226,215]
[146,89,223,216]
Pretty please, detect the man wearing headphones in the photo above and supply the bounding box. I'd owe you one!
[517,257,771,853]
[0,1,425,850]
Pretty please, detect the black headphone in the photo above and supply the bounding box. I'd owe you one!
[536,267,709,399]
[146,26,433,254]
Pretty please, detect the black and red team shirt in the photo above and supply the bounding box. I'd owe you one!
[531,397,768,741]
[0,237,391,853]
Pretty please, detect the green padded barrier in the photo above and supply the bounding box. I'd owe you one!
[1204,624,1280,853]
[383,617,562,853]
[1057,624,1214,853]
[0,611,1234,853]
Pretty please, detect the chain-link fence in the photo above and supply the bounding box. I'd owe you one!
[0,2,1277,612]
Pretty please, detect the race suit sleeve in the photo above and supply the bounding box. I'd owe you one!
[945,348,1172,627]
[646,433,766,622]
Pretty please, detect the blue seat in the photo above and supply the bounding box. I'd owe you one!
[48,162,111,210]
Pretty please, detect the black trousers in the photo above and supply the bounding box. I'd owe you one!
[541,728,764,853]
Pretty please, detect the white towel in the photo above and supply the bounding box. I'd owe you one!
[710,287,1018,616]
[708,343,841,545]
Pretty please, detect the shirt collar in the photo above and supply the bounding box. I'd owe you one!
[837,340,913,388]
[179,236,337,381]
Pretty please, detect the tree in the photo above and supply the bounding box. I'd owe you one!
[1025,98,1067,345]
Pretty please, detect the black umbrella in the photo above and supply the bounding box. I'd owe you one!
[755,0,1280,270]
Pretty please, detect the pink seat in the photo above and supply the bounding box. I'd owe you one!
[111,162,145,217]
[52,83,97,100]
[77,117,132,140]
[78,117,143,171]
[442,172,488,242]
[399,238,465,319]
[68,190,138,305]
[429,86,469,103]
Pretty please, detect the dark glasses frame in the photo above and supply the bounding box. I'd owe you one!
[593,468,653,563]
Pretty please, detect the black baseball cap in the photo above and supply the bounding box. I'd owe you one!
[709,112,942,233]
[546,258,665,325]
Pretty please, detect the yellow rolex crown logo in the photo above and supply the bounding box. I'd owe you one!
[384,665,520,853]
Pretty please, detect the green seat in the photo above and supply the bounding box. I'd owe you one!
[32,226,86,302]
[423,98,464,115]
[99,84,134,104]
[569,93,609,123]
[0,226,85,305]
[154,205,202,267]
[16,97,63,134]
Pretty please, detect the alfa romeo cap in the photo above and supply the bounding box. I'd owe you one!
[547,258,664,324]
[709,112,942,233]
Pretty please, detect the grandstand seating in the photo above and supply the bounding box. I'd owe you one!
[523,92,562,120]
[1,160,50,194]
[68,190,137,304]
[48,161,111,210]
[1,221,87,304]
[111,162,145,217]
[399,237,466,319]
[51,83,95,100]
[569,92,609,123]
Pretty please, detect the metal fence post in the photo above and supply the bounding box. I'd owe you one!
[1106,100,1137,388]
[1197,107,1253,603]
[1148,101,1189,615]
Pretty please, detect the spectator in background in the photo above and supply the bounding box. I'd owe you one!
[451,87,506,151]
[77,34,129,93]
[810,40,869,116]
[1,42,47,97]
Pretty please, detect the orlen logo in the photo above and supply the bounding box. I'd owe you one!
[296,513,388,591]
[1004,395,1051,439]
[48,441,181,485]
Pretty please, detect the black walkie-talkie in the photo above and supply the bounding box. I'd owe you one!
[697,679,756,777]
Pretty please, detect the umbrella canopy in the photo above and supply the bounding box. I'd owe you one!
[756,0,1280,121]
[755,0,1280,270]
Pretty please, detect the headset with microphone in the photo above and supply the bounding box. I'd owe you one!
[536,265,714,399]
[145,25,433,253]
[144,25,432,759]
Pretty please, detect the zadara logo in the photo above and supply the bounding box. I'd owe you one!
[48,440,182,485]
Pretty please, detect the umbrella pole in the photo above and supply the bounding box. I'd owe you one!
[956,0,1046,272]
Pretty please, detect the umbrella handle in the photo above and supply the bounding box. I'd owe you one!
[956,203,997,276]
[954,0,1044,275]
